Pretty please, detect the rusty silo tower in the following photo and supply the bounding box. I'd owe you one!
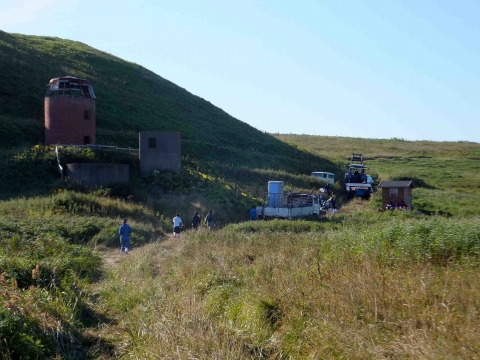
[44,76,96,145]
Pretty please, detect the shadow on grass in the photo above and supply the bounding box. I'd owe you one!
[394,176,437,189]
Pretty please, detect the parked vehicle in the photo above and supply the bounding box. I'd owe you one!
[344,153,374,198]
[263,181,321,219]
[311,171,335,185]
[346,183,373,199]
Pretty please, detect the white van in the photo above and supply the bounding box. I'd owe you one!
[311,172,335,185]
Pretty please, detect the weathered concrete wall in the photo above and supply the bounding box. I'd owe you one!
[45,96,96,145]
[66,163,129,188]
[139,131,181,175]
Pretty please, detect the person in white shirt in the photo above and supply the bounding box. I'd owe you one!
[173,213,183,238]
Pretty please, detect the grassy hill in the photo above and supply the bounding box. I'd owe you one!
[0,30,337,173]
[0,30,342,202]
[1,30,480,358]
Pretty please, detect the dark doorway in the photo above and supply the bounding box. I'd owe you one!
[84,136,91,145]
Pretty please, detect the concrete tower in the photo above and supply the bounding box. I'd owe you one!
[44,76,96,145]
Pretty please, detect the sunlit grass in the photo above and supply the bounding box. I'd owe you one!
[87,217,480,358]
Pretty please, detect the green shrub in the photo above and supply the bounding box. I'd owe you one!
[0,307,52,359]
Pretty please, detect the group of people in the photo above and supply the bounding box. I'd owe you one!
[249,205,265,220]
[119,185,341,254]
[172,210,217,238]
[118,210,217,253]
[318,188,336,210]
[386,201,408,210]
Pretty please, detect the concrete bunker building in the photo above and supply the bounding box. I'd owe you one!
[44,76,182,187]
[139,131,181,175]
[45,76,96,145]
[66,163,130,188]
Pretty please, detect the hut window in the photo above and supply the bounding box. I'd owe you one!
[84,110,90,120]
[84,136,91,145]
[389,188,398,197]
[148,138,157,149]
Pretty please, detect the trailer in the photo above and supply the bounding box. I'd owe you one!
[263,181,321,219]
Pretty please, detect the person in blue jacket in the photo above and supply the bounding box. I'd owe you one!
[119,218,132,254]
[249,206,257,220]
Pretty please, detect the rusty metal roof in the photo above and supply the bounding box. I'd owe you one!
[47,76,91,85]
[45,76,96,99]
[378,181,416,188]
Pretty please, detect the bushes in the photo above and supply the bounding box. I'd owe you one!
[0,145,143,200]
[0,188,162,357]
[224,214,480,264]
[228,219,325,234]
[0,233,102,358]
[381,218,480,263]
[0,307,51,359]
[0,233,101,289]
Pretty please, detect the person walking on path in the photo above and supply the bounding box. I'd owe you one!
[249,206,257,221]
[173,213,183,238]
[205,209,216,230]
[191,211,201,230]
[119,218,132,254]
[331,192,336,210]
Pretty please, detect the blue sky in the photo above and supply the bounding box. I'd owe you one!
[1,0,479,142]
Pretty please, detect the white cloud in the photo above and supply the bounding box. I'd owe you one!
[0,0,75,27]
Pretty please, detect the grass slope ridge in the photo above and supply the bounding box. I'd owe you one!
[0,30,258,146]
[0,30,332,172]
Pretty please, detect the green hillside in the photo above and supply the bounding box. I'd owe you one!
[0,30,337,174]
[1,30,480,359]
[274,134,480,216]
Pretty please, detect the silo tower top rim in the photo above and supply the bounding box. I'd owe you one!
[47,76,91,85]
[45,76,96,99]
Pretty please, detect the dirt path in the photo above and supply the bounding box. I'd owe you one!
[85,234,186,357]
[99,233,185,270]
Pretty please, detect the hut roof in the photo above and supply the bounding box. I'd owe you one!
[378,181,416,189]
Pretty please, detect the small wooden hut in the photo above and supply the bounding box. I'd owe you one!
[377,180,416,210]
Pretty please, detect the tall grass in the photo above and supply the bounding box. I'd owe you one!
[91,216,480,358]
[0,231,102,358]
[0,190,161,357]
